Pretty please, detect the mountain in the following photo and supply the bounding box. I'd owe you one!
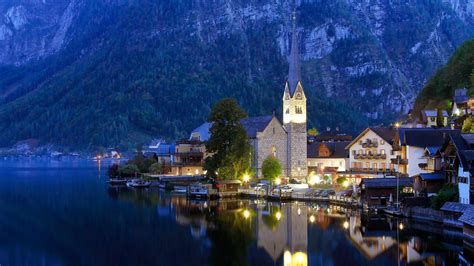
[414,38,474,112]
[0,0,473,149]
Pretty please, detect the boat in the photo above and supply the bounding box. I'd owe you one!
[187,183,209,198]
[126,179,151,188]
[173,185,187,194]
[108,178,128,185]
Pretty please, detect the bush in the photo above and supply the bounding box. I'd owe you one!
[149,163,163,175]
[119,164,140,177]
[128,154,156,173]
[431,184,459,210]
[262,156,282,183]
[336,177,347,185]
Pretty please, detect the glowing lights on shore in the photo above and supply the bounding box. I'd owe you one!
[308,174,320,185]
[242,174,250,183]
[275,177,282,185]
[276,211,282,221]
[399,222,404,230]
[342,180,350,188]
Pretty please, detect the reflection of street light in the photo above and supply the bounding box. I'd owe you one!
[276,211,282,221]
[243,209,250,219]
[298,208,301,216]
[343,221,349,229]
[309,215,315,223]
[395,122,400,128]
[399,222,404,230]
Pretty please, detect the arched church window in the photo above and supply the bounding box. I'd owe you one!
[271,146,277,157]
[295,92,302,100]
[286,108,290,114]
[295,106,302,114]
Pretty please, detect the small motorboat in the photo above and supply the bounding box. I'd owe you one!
[126,179,151,188]
[187,183,209,198]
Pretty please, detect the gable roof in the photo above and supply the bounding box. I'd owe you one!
[240,115,275,138]
[422,110,448,117]
[361,178,412,188]
[398,128,458,148]
[191,115,278,141]
[307,141,350,158]
[346,126,396,149]
[416,171,445,181]
[459,205,474,226]
[441,202,470,213]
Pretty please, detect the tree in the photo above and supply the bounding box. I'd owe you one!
[436,108,445,127]
[119,164,140,177]
[308,128,319,136]
[470,68,474,87]
[462,116,474,133]
[431,184,458,210]
[149,163,162,174]
[261,156,282,183]
[204,98,252,180]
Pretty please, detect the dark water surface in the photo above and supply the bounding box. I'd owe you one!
[0,159,470,266]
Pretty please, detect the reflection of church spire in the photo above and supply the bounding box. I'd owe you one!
[287,9,301,96]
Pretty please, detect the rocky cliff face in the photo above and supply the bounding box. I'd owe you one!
[0,0,473,147]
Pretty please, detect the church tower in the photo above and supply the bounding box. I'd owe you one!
[283,11,307,179]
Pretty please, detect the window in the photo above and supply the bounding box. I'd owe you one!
[271,146,277,157]
[358,149,362,155]
[430,117,436,122]
[365,162,370,169]
[286,108,290,114]
[273,128,275,134]
[380,140,385,145]
[372,163,377,169]
[352,162,356,168]
[352,150,356,155]
[381,162,387,169]
[372,138,377,144]
[339,161,343,166]
[380,149,385,155]
[295,106,303,114]
[359,140,363,145]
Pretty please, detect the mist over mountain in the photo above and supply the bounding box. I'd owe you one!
[0,0,473,149]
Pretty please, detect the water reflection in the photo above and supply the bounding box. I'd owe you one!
[0,159,468,266]
[109,186,464,266]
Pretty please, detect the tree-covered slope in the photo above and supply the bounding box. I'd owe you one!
[414,38,474,112]
[0,0,473,149]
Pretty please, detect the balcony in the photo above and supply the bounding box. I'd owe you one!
[361,140,378,148]
[353,153,387,160]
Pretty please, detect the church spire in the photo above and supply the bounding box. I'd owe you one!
[287,9,301,96]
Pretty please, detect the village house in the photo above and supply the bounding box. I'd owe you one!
[452,88,471,116]
[360,178,413,208]
[170,139,206,176]
[342,127,399,184]
[420,110,449,127]
[447,133,474,204]
[307,141,350,183]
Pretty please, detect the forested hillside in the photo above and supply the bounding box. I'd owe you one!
[0,0,473,149]
[414,39,474,113]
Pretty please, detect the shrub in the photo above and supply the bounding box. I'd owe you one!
[431,184,459,210]
[262,156,282,183]
[108,163,120,178]
[119,164,140,177]
[336,177,347,185]
[149,163,163,175]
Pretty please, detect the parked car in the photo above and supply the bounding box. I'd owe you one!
[254,183,267,192]
[320,189,335,197]
[272,185,293,194]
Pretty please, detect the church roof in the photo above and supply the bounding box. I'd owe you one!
[241,116,274,138]
[287,11,301,96]
[307,141,350,158]
[190,115,277,141]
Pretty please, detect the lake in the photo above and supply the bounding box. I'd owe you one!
[0,159,471,266]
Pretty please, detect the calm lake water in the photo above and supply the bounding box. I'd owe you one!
[0,159,472,266]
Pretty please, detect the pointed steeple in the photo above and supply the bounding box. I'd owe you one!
[287,9,301,96]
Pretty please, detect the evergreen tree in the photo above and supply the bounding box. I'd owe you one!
[204,98,252,180]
